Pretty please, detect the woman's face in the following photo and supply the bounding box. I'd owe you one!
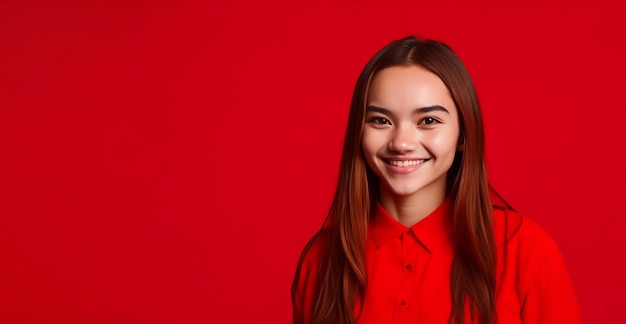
[362,65,460,201]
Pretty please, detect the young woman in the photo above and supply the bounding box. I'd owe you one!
[291,36,580,323]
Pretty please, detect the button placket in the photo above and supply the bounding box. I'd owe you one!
[394,227,419,320]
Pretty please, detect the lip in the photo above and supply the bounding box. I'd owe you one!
[383,158,430,174]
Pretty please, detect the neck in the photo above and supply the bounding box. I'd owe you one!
[379,187,446,227]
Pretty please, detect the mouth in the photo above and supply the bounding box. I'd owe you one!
[384,159,430,168]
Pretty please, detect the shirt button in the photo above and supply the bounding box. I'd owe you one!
[400,300,407,306]
[406,264,412,270]
[407,229,413,236]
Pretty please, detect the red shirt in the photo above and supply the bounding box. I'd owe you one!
[293,199,580,323]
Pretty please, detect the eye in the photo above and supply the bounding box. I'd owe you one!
[367,117,392,125]
[418,117,440,125]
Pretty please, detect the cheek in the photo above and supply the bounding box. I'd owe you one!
[361,132,384,166]
[361,131,377,155]
[428,131,460,155]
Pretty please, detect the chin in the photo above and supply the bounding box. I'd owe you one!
[386,183,423,197]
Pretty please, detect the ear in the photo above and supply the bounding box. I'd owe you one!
[457,136,465,152]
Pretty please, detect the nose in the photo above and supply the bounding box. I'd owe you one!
[388,124,418,153]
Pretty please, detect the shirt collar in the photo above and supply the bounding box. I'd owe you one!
[369,197,453,251]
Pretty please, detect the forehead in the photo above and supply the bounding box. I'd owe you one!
[367,65,456,113]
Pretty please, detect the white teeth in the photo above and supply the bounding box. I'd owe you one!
[388,160,425,167]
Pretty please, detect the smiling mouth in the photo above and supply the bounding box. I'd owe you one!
[385,159,430,167]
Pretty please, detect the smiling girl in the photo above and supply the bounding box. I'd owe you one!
[291,36,580,323]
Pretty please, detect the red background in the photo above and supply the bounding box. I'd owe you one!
[1,1,624,323]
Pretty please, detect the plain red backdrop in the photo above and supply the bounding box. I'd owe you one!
[1,1,624,323]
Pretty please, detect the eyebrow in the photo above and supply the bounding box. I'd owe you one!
[366,105,450,116]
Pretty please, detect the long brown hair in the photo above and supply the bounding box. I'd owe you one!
[292,36,497,324]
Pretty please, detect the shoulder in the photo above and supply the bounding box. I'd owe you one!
[492,207,559,252]
[494,210,567,289]
[293,231,332,298]
[492,207,569,283]
[292,229,332,323]
[297,229,332,273]
[492,208,581,322]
